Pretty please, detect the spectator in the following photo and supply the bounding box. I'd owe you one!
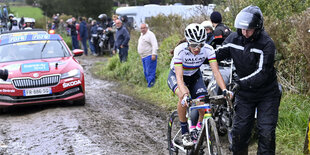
[24,18,33,30]
[68,17,79,50]
[58,19,66,34]
[113,19,130,63]
[90,20,99,56]
[76,22,81,49]
[201,20,214,45]
[138,23,158,88]
[98,14,115,56]
[121,15,130,32]
[79,17,88,56]
[87,18,95,56]
[47,20,52,31]
[210,11,231,49]
[215,5,282,154]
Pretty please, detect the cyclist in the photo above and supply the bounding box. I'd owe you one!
[215,5,282,154]
[167,23,229,148]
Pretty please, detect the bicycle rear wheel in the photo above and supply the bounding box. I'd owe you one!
[167,110,182,155]
[206,117,222,155]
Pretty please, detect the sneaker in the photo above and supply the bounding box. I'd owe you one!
[182,133,194,148]
[196,122,202,132]
[190,128,198,143]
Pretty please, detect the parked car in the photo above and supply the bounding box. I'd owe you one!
[0,31,85,108]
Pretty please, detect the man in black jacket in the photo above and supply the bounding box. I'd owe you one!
[210,11,231,49]
[215,5,282,155]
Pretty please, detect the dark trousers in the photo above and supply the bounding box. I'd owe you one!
[93,37,99,54]
[88,39,95,54]
[231,95,281,155]
[118,46,128,63]
[71,35,80,50]
[81,37,88,55]
[142,55,157,87]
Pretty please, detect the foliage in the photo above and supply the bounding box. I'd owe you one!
[216,0,310,94]
[146,14,205,43]
[37,0,113,18]
[118,0,213,5]
[10,6,44,19]
[276,93,310,154]
[10,6,45,29]
[93,30,182,109]
[25,0,34,5]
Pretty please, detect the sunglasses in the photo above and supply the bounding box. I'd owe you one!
[189,43,204,48]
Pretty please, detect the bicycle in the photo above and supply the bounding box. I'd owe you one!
[167,95,223,155]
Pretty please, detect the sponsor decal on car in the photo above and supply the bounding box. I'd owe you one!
[31,34,50,40]
[21,62,50,73]
[0,89,15,93]
[63,80,81,88]
[9,35,27,43]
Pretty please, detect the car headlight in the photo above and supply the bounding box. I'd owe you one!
[61,69,81,79]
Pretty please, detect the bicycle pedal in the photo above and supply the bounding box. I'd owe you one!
[183,145,194,150]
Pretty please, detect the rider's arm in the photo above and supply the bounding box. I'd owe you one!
[209,61,227,91]
[174,64,189,98]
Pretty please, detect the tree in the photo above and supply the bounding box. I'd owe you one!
[25,0,34,5]
[37,0,113,18]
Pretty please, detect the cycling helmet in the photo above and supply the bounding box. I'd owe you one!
[98,14,107,20]
[234,5,263,30]
[184,23,207,43]
[8,13,14,18]
[201,21,213,30]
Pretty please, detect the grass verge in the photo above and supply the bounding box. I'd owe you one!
[91,30,309,154]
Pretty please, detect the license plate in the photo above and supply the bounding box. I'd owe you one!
[23,88,52,96]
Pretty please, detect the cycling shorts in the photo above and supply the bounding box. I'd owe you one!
[167,69,207,99]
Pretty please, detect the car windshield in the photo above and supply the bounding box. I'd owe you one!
[0,40,70,63]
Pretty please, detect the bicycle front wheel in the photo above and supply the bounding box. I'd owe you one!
[206,117,222,155]
[167,110,181,155]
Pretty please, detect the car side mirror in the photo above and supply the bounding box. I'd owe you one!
[72,49,84,57]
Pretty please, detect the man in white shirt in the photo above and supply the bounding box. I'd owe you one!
[138,23,158,87]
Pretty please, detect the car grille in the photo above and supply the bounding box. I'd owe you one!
[12,75,60,89]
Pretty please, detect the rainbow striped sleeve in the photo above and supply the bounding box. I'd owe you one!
[208,57,217,63]
[183,64,200,71]
[174,62,182,67]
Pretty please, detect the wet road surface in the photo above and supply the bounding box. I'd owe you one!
[0,56,168,154]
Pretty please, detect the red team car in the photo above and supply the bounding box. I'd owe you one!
[0,31,85,108]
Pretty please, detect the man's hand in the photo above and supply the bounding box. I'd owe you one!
[151,55,156,61]
[120,45,124,48]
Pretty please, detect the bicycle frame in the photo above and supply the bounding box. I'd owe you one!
[170,97,220,154]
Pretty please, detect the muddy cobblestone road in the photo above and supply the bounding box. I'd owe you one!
[0,56,169,154]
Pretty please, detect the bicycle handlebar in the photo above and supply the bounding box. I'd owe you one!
[186,95,227,106]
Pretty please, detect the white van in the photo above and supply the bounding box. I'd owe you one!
[116,3,216,29]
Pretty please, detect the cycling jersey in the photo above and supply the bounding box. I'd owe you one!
[170,42,216,76]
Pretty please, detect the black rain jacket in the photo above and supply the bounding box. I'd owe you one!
[215,30,281,98]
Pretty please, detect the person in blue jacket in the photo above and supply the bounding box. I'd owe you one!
[113,19,130,62]
[79,17,88,56]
